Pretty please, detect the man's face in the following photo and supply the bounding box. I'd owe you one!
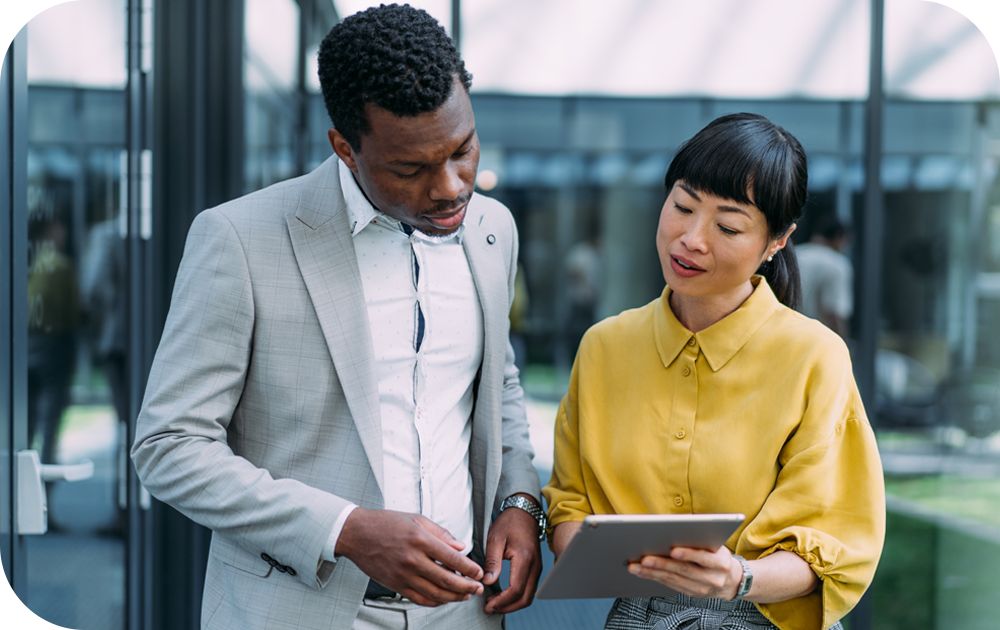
[329,78,479,235]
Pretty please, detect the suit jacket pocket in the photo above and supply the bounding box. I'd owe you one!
[211,534,274,578]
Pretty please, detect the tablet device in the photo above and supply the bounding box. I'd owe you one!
[536,513,745,600]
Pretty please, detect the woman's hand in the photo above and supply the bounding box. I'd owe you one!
[551,521,583,558]
[628,545,742,600]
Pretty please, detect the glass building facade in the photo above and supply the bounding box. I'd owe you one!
[2,1,999,628]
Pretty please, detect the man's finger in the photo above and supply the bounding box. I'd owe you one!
[416,516,466,551]
[414,517,484,580]
[416,560,484,597]
[404,574,477,606]
[482,533,505,585]
[484,551,531,613]
[495,554,540,613]
[421,538,484,581]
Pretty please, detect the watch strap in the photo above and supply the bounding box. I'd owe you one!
[733,554,753,600]
[499,495,547,540]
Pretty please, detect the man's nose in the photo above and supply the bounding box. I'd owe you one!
[429,162,465,201]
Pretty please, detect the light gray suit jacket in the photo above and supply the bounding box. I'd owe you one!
[131,156,540,630]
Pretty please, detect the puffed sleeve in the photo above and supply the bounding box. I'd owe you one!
[543,336,594,534]
[739,338,886,630]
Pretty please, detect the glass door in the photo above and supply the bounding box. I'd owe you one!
[4,0,152,627]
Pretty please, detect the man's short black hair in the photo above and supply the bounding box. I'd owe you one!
[318,3,472,150]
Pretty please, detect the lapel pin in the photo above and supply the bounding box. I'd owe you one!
[486,234,496,245]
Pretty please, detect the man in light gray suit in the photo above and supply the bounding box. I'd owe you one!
[131,5,544,629]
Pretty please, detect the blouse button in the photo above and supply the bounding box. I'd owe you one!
[673,496,684,507]
[681,366,692,377]
[687,338,696,347]
[806,553,818,564]
[674,429,686,439]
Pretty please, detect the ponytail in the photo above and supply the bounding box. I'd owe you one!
[759,239,801,310]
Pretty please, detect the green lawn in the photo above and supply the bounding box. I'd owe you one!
[871,496,1000,629]
[885,475,1000,529]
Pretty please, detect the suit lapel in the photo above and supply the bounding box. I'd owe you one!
[462,205,503,534]
[286,158,384,498]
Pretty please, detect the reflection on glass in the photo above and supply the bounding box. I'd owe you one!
[244,0,300,191]
[23,1,128,628]
[871,101,1000,630]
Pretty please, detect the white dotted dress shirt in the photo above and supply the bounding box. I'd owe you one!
[323,160,484,561]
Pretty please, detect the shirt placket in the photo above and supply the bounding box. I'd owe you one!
[409,237,433,518]
[666,335,699,512]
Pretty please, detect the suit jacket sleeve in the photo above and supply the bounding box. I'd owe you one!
[131,209,350,590]
[494,210,542,507]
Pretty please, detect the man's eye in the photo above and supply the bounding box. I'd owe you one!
[395,170,420,179]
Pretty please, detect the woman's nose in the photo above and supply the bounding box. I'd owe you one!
[680,221,709,252]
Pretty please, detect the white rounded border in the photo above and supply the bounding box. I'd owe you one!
[928,1,1000,75]
[1,1,999,629]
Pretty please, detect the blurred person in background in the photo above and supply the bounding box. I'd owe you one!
[27,209,80,467]
[564,232,602,354]
[132,5,542,630]
[797,216,853,338]
[544,114,884,630]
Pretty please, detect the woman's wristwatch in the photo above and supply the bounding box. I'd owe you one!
[733,555,754,600]
[498,494,547,540]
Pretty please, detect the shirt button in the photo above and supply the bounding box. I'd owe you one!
[681,366,692,377]
[674,429,686,439]
[673,496,684,507]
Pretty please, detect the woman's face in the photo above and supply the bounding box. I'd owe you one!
[656,180,789,301]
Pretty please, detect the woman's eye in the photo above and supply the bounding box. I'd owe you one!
[674,204,692,214]
[719,225,740,236]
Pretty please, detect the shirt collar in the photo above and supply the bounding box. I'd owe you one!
[653,276,782,372]
[338,159,464,243]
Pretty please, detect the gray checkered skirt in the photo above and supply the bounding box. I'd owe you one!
[604,593,844,630]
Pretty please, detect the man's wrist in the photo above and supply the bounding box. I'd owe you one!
[324,503,358,562]
[498,494,546,540]
[334,507,369,560]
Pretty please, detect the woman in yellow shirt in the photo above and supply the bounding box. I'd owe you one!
[543,113,885,630]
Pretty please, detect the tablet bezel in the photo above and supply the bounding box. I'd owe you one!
[536,513,746,600]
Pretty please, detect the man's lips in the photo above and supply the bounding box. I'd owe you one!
[423,204,467,230]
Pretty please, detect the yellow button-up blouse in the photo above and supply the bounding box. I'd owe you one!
[543,278,885,630]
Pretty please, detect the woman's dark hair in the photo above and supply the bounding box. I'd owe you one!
[663,113,808,309]
[317,3,472,150]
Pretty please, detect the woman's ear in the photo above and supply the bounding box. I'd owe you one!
[769,223,797,258]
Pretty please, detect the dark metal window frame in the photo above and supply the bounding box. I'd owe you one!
[1,31,28,592]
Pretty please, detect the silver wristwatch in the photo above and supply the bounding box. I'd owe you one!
[733,555,753,600]
[498,495,547,540]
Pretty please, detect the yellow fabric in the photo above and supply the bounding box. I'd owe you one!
[543,278,885,630]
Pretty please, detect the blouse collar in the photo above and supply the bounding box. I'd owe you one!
[653,276,783,372]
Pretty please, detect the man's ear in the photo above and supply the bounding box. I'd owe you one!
[328,128,358,171]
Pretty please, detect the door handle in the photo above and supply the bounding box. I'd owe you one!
[16,450,95,535]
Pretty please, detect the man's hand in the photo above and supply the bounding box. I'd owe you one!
[627,545,741,600]
[336,508,485,607]
[481,496,542,614]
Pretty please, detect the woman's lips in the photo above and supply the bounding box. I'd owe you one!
[670,254,706,278]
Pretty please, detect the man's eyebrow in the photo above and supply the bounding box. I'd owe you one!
[388,129,477,167]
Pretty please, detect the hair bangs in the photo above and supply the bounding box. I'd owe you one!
[664,114,807,235]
